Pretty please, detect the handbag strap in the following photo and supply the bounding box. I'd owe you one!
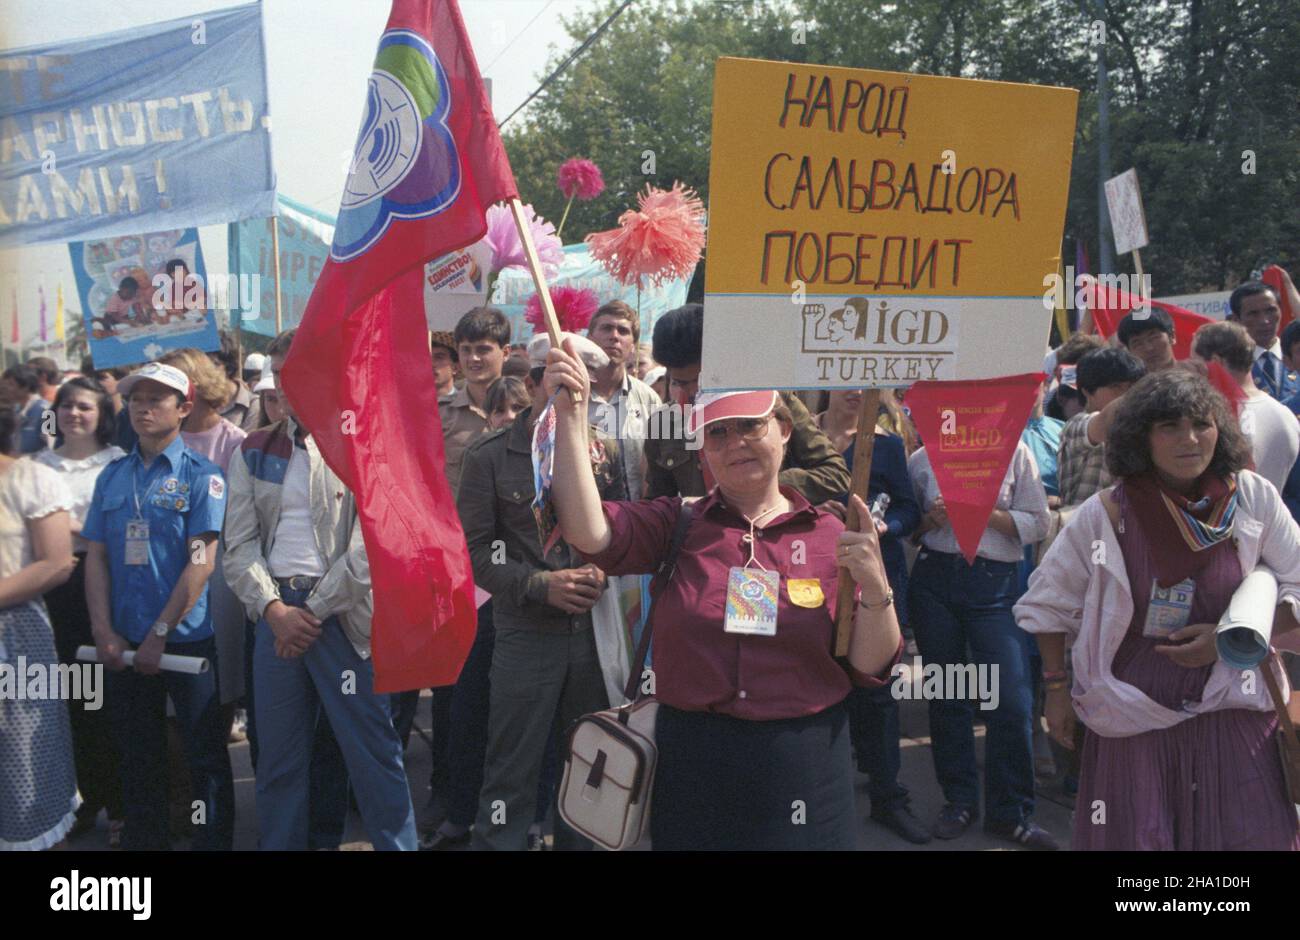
[1261,652,1300,748]
[618,500,695,721]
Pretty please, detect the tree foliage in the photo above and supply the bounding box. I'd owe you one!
[503,0,1300,293]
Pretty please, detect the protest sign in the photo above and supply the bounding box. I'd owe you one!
[905,373,1045,564]
[701,57,1077,391]
[424,241,491,330]
[0,2,274,248]
[493,243,691,344]
[1104,168,1149,257]
[228,195,335,336]
[69,227,217,368]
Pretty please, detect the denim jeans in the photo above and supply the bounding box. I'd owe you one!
[907,549,1036,827]
[105,635,235,850]
[245,616,348,849]
[253,586,416,850]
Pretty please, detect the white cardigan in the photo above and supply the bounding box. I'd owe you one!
[1014,470,1297,738]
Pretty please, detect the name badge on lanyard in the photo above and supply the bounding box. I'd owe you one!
[724,567,779,636]
[125,519,151,566]
[1144,577,1195,638]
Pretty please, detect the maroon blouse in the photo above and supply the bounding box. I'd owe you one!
[581,486,902,721]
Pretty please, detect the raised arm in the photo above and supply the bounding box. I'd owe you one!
[544,338,611,556]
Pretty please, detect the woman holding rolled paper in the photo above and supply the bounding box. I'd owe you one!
[0,405,79,850]
[543,337,902,851]
[1016,369,1300,850]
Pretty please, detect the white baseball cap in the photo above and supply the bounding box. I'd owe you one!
[117,362,193,402]
[253,363,275,393]
[243,352,267,373]
[526,332,610,370]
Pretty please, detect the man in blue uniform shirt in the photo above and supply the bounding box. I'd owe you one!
[84,361,234,850]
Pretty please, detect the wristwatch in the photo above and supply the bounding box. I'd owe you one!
[151,619,170,639]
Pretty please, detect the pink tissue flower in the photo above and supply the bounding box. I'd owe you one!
[557,158,606,201]
[484,203,564,278]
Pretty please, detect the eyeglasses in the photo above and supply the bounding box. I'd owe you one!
[701,415,772,449]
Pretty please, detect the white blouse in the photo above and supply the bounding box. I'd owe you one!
[0,458,73,582]
[33,446,125,548]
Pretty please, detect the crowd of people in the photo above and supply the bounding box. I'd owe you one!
[2,273,1300,852]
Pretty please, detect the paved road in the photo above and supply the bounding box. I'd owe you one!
[68,690,1076,852]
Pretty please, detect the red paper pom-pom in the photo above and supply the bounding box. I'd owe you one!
[525,285,600,333]
[585,182,705,288]
[557,158,605,201]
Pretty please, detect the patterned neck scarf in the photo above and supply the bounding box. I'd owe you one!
[1124,471,1237,587]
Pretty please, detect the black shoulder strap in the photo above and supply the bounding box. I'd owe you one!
[619,500,695,715]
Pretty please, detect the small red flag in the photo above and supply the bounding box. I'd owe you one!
[1090,284,1212,361]
[1261,265,1294,331]
[906,373,1045,565]
[282,0,518,691]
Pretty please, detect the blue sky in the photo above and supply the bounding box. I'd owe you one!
[0,0,602,339]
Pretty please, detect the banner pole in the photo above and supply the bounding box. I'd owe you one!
[507,197,580,403]
[834,388,882,657]
[271,215,284,334]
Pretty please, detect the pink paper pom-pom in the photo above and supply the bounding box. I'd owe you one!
[584,182,705,289]
[557,158,605,201]
[484,203,564,278]
[525,285,600,333]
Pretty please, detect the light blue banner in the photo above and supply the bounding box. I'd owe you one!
[228,194,334,336]
[0,2,275,248]
[69,227,218,368]
[493,243,692,345]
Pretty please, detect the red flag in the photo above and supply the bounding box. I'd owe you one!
[281,0,517,692]
[1090,284,1212,361]
[1262,265,1294,331]
[906,373,1044,564]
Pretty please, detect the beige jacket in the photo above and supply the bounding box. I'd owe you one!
[221,417,373,657]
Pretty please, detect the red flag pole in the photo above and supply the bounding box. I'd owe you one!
[507,196,580,402]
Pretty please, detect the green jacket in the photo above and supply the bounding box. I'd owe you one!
[456,406,623,633]
[643,391,851,501]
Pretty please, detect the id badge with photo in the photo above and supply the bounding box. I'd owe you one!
[125,519,150,566]
[1143,577,1195,638]
[723,567,779,636]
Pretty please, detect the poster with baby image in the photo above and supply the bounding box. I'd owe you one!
[68,227,219,368]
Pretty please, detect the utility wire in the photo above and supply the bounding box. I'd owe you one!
[497,0,637,130]
[483,0,557,74]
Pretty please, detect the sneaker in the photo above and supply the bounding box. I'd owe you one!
[933,802,977,840]
[870,800,932,844]
[985,819,1059,851]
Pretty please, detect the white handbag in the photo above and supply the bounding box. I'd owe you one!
[557,503,695,851]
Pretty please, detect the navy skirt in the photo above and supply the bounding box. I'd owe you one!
[651,701,856,851]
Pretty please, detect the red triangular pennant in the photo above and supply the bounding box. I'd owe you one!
[907,373,1045,564]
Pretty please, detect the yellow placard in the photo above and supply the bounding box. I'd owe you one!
[702,57,1079,390]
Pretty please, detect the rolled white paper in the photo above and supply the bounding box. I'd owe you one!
[76,644,210,674]
[1215,568,1278,670]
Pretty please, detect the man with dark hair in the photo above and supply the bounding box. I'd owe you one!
[224,328,417,850]
[210,331,261,432]
[586,300,657,499]
[1192,321,1299,491]
[3,364,49,453]
[442,307,511,493]
[1228,280,1299,401]
[28,356,61,401]
[460,333,618,851]
[1057,348,1146,508]
[645,303,850,501]
[1116,307,1176,374]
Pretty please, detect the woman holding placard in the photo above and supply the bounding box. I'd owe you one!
[1017,370,1300,850]
[543,337,902,850]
